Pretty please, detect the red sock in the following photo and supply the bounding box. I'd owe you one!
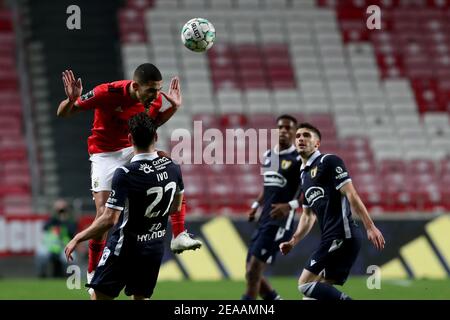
[88,240,106,273]
[170,197,186,237]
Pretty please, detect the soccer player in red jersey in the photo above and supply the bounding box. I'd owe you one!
[57,64,201,290]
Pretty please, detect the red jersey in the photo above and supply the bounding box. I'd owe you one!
[76,80,163,154]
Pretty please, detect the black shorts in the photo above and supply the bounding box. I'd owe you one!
[87,245,164,298]
[305,237,361,285]
[247,224,293,265]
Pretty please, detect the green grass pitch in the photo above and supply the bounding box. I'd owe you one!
[0,277,449,300]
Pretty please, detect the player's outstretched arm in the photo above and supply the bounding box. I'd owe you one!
[64,207,120,261]
[340,182,385,250]
[279,207,316,255]
[155,77,181,126]
[57,70,83,118]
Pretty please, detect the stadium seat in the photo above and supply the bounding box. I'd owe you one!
[125,0,450,215]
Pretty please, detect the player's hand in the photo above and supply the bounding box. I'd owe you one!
[247,208,257,222]
[161,77,182,109]
[279,239,294,255]
[62,70,83,102]
[270,203,290,219]
[64,238,79,262]
[157,150,170,158]
[367,226,385,250]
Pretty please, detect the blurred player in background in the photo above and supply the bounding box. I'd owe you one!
[242,114,302,300]
[279,123,385,300]
[35,199,77,278]
[57,63,201,291]
[65,113,185,300]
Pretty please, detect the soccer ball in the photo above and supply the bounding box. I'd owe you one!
[181,18,216,53]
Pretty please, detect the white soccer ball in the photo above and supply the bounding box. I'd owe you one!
[181,18,216,53]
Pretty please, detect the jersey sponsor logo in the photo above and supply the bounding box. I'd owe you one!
[335,171,349,180]
[281,160,292,170]
[139,163,154,174]
[336,166,343,174]
[310,166,318,178]
[107,190,118,204]
[137,229,166,242]
[263,171,287,187]
[107,197,118,204]
[153,157,172,170]
[80,90,94,101]
[305,186,325,205]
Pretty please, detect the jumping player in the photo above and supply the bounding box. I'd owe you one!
[57,64,201,289]
[65,112,185,300]
[279,123,385,300]
[242,115,302,300]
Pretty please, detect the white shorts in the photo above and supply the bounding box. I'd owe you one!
[89,146,134,192]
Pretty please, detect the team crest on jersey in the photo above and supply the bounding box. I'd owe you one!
[93,177,99,189]
[80,90,94,101]
[281,160,292,170]
[310,166,318,178]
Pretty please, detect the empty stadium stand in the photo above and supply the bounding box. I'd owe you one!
[22,0,123,209]
[0,3,32,215]
[118,0,450,214]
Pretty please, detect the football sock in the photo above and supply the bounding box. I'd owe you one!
[299,282,351,300]
[88,240,106,273]
[170,197,186,237]
[241,294,256,300]
[262,290,282,300]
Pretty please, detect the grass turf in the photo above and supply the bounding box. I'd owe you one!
[0,277,449,300]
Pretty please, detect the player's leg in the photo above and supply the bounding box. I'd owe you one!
[298,238,360,300]
[298,268,351,300]
[257,226,294,300]
[87,150,128,286]
[243,255,266,300]
[170,196,202,254]
[91,289,114,300]
[87,245,126,300]
[155,150,201,253]
[87,191,110,279]
[259,276,281,300]
[125,247,164,300]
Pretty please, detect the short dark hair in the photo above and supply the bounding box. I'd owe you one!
[276,114,298,126]
[128,112,157,149]
[298,122,322,140]
[133,63,162,84]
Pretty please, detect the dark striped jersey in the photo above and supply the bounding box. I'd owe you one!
[301,150,360,241]
[104,152,184,256]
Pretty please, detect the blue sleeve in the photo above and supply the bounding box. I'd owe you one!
[105,167,129,211]
[324,155,352,190]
